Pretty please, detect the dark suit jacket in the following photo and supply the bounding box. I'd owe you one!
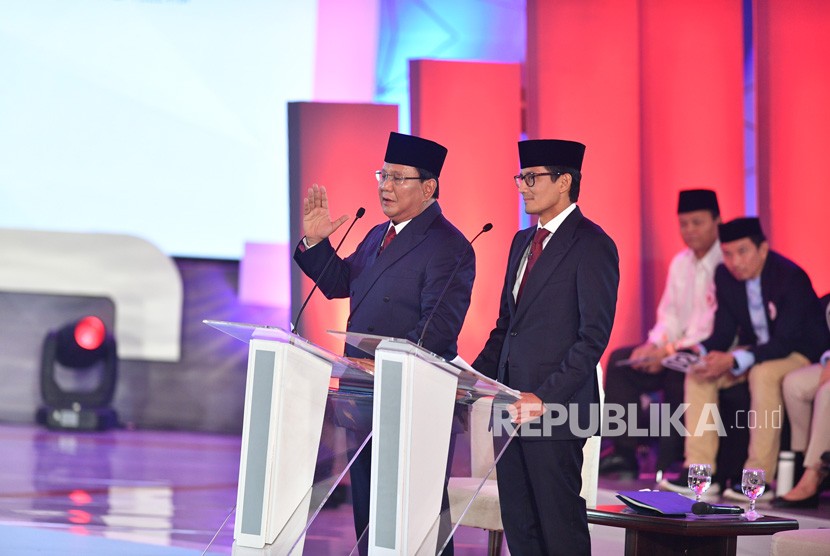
[473,206,619,439]
[702,250,830,363]
[293,201,475,360]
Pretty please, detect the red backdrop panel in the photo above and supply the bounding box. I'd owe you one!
[756,0,830,297]
[640,0,745,320]
[410,60,522,361]
[526,0,643,362]
[288,102,398,353]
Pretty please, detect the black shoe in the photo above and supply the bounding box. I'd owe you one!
[658,468,690,493]
[598,453,638,477]
[771,493,820,509]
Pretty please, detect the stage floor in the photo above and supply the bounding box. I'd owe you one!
[0,423,826,555]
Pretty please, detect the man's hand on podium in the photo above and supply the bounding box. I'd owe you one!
[346,357,375,374]
[508,392,545,425]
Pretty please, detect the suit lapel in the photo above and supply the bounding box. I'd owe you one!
[759,254,776,331]
[360,224,388,269]
[513,208,583,321]
[349,202,440,316]
[507,228,535,316]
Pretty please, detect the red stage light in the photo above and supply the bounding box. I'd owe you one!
[66,510,92,525]
[74,316,106,351]
[69,489,93,505]
[67,508,92,524]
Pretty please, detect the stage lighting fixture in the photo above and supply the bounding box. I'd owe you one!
[37,316,119,431]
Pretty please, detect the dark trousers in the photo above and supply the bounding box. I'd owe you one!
[496,436,589,556]
[347,432,372,548]
[605,345,685,469]
[347,432,456,555]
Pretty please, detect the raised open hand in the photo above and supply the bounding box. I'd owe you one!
[303,184,349,246]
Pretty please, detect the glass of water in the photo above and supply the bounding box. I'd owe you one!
[741,468,765,520]
[688,463,713,502]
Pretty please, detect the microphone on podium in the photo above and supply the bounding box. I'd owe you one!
[291,207,366,333]
[417,223,493,349]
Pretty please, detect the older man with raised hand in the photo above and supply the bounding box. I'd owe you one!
[294,131,475,552]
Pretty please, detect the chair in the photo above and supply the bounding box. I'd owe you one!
[770,529,830,556]
[447,365,604,556]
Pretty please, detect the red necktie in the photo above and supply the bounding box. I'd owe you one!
[517,228,551,302]
[378,226,396,254]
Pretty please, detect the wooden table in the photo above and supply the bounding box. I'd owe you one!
[587,505,798,556]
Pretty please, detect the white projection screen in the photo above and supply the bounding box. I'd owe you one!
[0,0,318,259]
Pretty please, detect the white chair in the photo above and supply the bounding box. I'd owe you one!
[770,529,830,556]
[447,365,604,556]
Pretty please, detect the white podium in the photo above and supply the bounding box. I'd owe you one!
[332,331,520,556]
[205,320,375,554]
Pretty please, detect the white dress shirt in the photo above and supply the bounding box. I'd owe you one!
[647,240,722,350]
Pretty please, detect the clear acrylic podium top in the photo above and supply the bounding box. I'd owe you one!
[203,320,375,390]
[328,330,520,403]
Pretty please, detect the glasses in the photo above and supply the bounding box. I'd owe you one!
[741,468,766,520]
[375,170,422,186]
[513,171,562,188]
[687,463,713,502]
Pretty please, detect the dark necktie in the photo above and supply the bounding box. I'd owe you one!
[517,228,551,302]
[378,226,396,254]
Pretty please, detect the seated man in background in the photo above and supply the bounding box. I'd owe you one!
[600,189,721,478]
[772,347,830,508]
[661,217,830,500]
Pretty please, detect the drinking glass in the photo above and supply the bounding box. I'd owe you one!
[741,468,766,520]
[688,463,713,502]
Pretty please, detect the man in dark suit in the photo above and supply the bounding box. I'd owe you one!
[659,217,830,499]
[473,139,619,556]
[294,131,474,551]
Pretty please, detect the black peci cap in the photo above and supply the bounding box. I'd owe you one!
[384,132,448,177]
[719,217,766,243]
[678,189,720,216]
[518,139,586,171]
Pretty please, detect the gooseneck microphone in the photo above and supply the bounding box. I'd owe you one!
[417,223,493,349]
[291,207,366,333]
[691,501,742,515]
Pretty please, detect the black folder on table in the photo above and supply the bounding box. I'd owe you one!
[616,490,695,517]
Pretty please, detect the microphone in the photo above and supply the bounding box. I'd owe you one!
[417,223,493,349]
[691,501,742,515]
[292,207,366,333]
